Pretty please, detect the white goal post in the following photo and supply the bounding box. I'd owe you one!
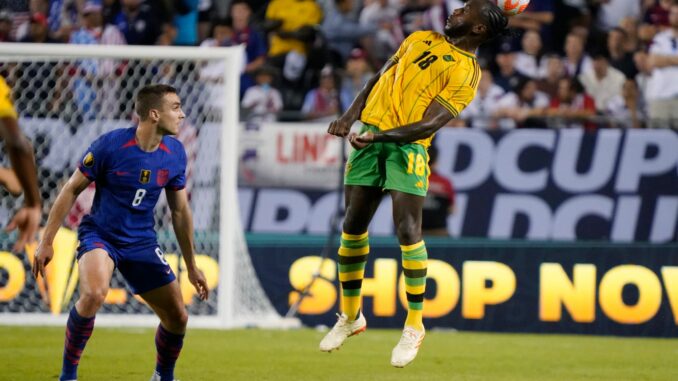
[0,43,296,329]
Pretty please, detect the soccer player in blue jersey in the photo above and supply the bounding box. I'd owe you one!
[33,84,208,381]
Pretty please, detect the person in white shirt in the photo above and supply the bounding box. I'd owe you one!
[460,69,505,129]
[596,0,641,32]
[647,3,678,128]
[241,66,284,123]
[563,32,593,77]
[578,53,626,113]
[515,30,548,79]
[493,78,550,129]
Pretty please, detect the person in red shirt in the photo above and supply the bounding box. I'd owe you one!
[547,77,597,129]
[422,145,456,237]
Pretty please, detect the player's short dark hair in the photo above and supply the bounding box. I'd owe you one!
[479,0,509,42]
[135,84,177,120]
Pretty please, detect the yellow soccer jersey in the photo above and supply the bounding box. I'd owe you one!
[266,0,322,57]
[0,76,18,119]
[361,31,480,147]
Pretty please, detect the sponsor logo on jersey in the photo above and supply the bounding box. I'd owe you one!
[83,152,94,167]
[443,55,454,62]
[139,169,152,184]
[157,169,169,186]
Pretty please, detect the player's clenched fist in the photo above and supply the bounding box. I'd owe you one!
[327,117,352,137]
[348,132,374,150]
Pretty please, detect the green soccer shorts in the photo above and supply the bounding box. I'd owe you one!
[344,124,429,197]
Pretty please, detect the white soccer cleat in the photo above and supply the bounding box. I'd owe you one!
[319,312,367,352]
[390,326,425,368]
[149,372,179,381]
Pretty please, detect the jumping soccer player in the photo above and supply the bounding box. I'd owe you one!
[0,75,41,252]
[319,0,509,367]
[33,84,208,381]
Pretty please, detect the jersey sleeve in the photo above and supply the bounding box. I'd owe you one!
[434,60,481,118]
[0,76,18,119]
[77,134,109,181]
[166,144,187,191]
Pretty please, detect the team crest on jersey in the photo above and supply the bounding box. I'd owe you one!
[83,152,94,167]
[443,55,454,62]
[157,169,169,186]
[139,169,152,184]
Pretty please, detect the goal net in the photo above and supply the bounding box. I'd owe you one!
[0,43,291,328]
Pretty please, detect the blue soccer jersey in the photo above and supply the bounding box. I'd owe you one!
[77,127,187,245]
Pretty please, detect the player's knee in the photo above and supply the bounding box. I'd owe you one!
[79,288,108,311]
[396,223,421,245]
[176,308,189,328]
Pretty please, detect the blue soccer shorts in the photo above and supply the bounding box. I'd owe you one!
[76,225,176,295]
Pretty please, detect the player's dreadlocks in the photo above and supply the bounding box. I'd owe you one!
[480,0,511,42]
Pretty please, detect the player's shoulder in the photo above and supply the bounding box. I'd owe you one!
[99,126,135,143]
[161,135,187,157]
[406,30,439,43]
[0,75,10,95]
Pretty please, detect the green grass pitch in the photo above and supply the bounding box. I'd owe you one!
[2,326,677,380]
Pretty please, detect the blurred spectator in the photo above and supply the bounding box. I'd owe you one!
[460,69,505,129]
[70,1,126,121]
[322,0,377,65]
[508,0,555,47]
[638,22,659,50]
[20,13,59,43]
[102,0,122,26]
[608,27,638,78]
[114,0,162,45]
[264,0,322,82]
[199,18,235,117]
[563,33,593,77]
[515,30,547,79]
[493,46,526,92]
[537,54,566,99]
[547,77,596,129]
[241,65,284,123]
[0,9,14,42]
[341,48,374,101]
[394,0,435,41]
[494,78,549,129]
[422,145,455,237]
[359,0,399,65]
[48,0,81,42]
[198,0,213,42]
[301,66,351,121]
[633,50,652,106]
[579,53,626,113]
[174,0,199,45]
[595,0,641,32]
[606,79,644,128]
[619,17,641,53]
[70,2,126,46]
[230,0,268,96]
[647,3,678,128]
[645,0,672,27]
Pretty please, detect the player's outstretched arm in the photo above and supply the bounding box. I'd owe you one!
[328,58,397,137]
[32,169,91,279]
[0,116,42,252]
[355,99,456,144]
[166,188,208,301]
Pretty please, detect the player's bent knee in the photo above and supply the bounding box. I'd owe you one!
[396,224,421,245]
[78,288,108,313]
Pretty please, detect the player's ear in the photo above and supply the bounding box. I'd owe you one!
[472,23,487,36]
[149,109,160,122]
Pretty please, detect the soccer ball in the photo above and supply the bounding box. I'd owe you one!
[496,0,530,16]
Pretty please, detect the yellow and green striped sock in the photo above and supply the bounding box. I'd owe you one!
[338,231,369,321]
[401,240,427,331]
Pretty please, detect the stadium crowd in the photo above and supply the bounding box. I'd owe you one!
[0,0,677,128]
